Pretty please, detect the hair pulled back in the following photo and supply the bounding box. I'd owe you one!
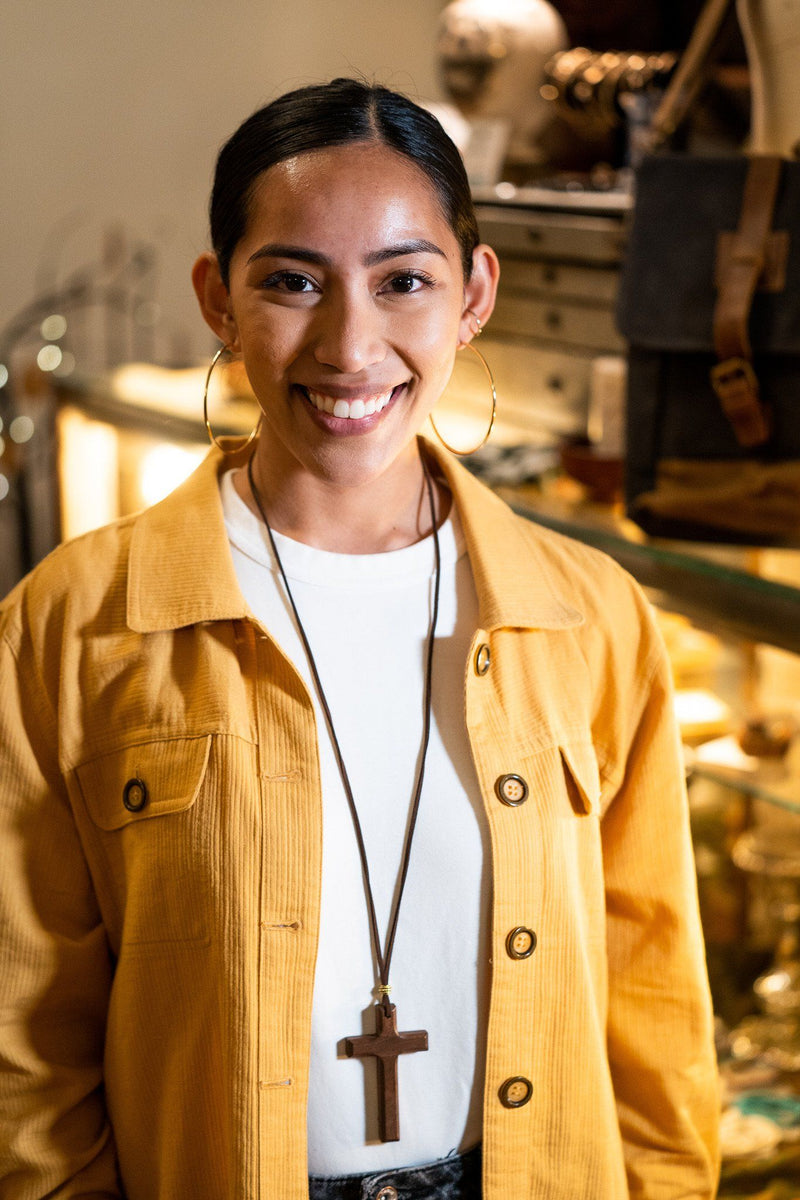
[209,78,479,286]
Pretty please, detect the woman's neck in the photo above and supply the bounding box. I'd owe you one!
[233,440,449,555]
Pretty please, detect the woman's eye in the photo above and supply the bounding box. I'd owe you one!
[261,271,317,293]
[384,271,435,295]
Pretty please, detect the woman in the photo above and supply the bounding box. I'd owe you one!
[0,79,718,1198]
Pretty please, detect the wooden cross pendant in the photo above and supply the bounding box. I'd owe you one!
[344,1002,428,1142]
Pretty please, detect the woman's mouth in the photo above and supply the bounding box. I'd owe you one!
[300,384,405,421]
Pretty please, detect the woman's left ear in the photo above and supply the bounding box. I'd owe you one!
[191,252,240,350]
[459,244,500,343]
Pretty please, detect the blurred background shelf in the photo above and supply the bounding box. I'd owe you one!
[501,483,800,656]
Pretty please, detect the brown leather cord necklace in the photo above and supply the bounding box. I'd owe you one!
[246,450,441,1143]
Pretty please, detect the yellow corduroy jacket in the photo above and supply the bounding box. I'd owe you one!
[0,440,720,1199]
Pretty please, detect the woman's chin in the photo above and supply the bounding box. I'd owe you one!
[299,431,423,490]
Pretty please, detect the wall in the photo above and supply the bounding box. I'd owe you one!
[0,0,446,369]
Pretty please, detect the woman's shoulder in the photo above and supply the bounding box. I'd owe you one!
[511,506,640,596]
[444,453,646,617]
[0,514,138,646]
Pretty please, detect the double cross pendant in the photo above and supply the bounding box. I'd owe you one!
[344,1002,428,1142]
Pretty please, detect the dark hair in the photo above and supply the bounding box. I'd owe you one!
[209,77,479,286]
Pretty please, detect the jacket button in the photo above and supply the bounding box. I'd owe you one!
[123,777,149,812]
[474,643,491,675]
[495,774,528,806]
[499,1076,533,1108]
[506,926,537,959]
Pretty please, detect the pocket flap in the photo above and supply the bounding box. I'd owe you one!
[76,735,212,831]
[559,741,601,815]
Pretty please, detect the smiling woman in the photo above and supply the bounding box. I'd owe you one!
[192,98,499,551]
[0,79,719,1200]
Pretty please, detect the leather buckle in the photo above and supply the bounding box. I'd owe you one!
[710,357,771,447]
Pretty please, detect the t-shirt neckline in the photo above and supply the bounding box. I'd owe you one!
[220,468,465,587]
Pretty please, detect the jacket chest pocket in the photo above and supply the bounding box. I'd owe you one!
[74,735,213,948]
[559,740,602,817]
[554,740,605,932]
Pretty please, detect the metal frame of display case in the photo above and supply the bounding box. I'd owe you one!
[504,491,800,657]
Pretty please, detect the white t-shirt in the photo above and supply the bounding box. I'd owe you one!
[220,469,490,1175]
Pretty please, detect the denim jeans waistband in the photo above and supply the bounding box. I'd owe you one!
[308,1142,481,1200]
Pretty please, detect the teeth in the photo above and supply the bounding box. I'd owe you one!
[306,388,396,419]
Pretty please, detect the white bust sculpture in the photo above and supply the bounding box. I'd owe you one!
[437,0,568,170]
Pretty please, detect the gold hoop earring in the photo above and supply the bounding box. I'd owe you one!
[429,339,497,456]
[203,345,261,453]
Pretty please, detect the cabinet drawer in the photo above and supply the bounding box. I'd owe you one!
[499,258,619,305]
[491,295,625,352]
[477,207,626,265]
[453,337,594,438]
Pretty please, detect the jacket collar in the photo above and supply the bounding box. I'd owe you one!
[428,438,583,631]
[127,438,583,633]
[127,443,251,633]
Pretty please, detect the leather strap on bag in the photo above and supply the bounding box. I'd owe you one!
[646,0,784,448]
[712,154,784,447]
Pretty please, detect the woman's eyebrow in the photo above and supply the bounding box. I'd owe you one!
[246,239,447,268]
[364,239,447,265]
[247,243,329,267]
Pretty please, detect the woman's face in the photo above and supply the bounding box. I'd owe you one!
[200,141,496,489]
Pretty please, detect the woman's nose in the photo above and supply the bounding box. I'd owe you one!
[311,292,386,373]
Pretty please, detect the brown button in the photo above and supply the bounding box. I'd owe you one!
[506,926,537,959]
[474,643,491,675]
[499,1076,533,1108]
[122,777,148,813]
[495,774,528,806]
[375,1188,398,1200]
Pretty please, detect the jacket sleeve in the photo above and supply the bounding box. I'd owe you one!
[0,621,121,1197]
[600,624,721,1199]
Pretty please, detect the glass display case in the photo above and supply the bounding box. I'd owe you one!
[501,477,800,1190]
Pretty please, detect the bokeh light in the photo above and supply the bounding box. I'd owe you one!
[37,344,63,372]
[40,314,68,341]
[53,351,76,378]
[10,415,35,444]
[139,443,205,507]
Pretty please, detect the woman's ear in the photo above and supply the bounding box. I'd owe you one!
[459,244,500,343]
[191,252,240,350]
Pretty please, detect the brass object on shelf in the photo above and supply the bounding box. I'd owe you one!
[542,48,677,130]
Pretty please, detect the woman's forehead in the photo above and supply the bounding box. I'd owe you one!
[240,142,456,255]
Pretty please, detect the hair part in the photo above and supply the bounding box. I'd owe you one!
[209,78,479,286]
